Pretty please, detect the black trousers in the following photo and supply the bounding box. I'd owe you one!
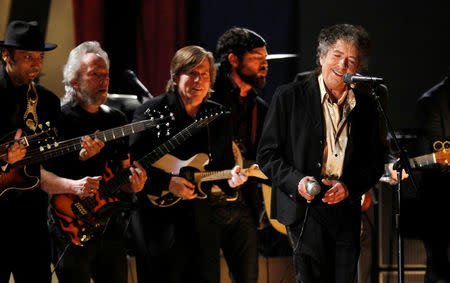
[0,193,51,283]
[211,205,259,283]
[51,223,128,283]
[286,211,360,283]
[0,228,51,283]
[131,200,220,283]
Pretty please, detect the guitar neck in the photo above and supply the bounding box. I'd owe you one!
[85,111,226,197]
[139,112,225,171]
[194,169,232,183]
[193,166,266,184]
[409,153,435,169]
[15,119,157,167]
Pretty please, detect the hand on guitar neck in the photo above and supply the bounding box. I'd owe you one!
[3,129,27,165]
[167,165,248,201]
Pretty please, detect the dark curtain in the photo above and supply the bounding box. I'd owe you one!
[137,0,186,96]
[71,0,186,97]
[72,0,105,45]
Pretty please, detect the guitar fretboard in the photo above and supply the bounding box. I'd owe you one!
[15,119,159,167]
[91,110,227,197]
[409,153,435,169]
[139,112,225,170]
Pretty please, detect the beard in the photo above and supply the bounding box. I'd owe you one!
[236,65,267,89]
[80,91,107,106]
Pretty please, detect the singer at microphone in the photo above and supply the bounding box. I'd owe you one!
[256,23,385,283]
[342,73,384,84]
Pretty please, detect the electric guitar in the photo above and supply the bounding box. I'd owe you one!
[0,123,55,162]
[363,147,450,210]
[148,153,268,207]
[0,112,170,198]
[379,147,449,185]
[50,109,228,246]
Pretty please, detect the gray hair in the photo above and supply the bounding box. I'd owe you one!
[316,23,371,72]
[62,41,110,104]
[165,45,216,94]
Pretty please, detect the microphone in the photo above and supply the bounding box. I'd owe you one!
[123,69,153,102]
[342,73,384,84]
[305,180,321,203]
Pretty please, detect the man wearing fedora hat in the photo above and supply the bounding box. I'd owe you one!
[0,20,60,283]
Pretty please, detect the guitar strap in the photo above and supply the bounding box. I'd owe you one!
[251,103,258,146]
[23,82,39,132]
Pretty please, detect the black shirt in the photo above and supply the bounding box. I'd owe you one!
[0,64,61,244]
[43,103,129,180]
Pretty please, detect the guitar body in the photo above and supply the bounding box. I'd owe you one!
[261,184,287,235]
[149,153,269,207]
[50,190,119,246]
[0,166,39,197]
[148,153,210,207]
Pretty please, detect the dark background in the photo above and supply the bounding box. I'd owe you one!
[7,0,450,131]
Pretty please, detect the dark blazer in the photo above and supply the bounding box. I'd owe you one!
[257,77,384,228]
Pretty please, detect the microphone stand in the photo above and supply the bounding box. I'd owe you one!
[369,83,418,283]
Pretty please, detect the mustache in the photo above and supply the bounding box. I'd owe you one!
[259,66,269,72]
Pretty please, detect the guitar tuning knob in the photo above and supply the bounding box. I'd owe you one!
[166,130,170,136]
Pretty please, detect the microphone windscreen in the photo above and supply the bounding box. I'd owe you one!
[342,73,353,84]
[123,69,136,79]
[306,180,321,196]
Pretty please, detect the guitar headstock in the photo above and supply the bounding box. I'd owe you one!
[27,122,59,152]
[434,140,449,166]
[195,107,230,128]
[246,164,269,180]
[145,106,175,138]
[0,122,57,154]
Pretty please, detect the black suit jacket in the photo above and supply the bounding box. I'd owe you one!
[257,77,384,230]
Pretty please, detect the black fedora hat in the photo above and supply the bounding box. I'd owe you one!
[0,20,57,51]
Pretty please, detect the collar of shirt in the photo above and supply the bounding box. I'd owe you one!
[318,74,356,108]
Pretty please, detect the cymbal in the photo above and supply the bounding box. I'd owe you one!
[266,53,298,60]
[214,53,298,69]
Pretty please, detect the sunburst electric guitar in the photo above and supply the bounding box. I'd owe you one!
[51,109,228,246]
[0,112,170,198]
[148,153,268,207]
